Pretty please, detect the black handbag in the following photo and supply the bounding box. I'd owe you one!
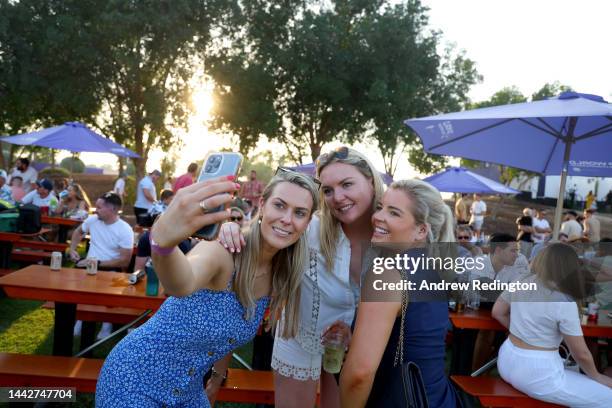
[401,361,429,408]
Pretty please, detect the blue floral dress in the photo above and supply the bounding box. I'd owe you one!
[96,276,269,407]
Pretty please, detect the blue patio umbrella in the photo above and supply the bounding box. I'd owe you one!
[288,162,394,185]
[1,121,139,158]
[423,167,519,194]
[405,92,612,237]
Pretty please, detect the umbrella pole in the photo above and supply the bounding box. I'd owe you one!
[552,118,577,240]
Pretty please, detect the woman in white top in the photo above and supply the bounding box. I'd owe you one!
[492,243,612,407]
[219,147,384,407]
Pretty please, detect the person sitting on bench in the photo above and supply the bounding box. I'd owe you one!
[493,243,612,407]
[69,191,134,340]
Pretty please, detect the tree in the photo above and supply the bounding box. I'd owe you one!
[93,0,241,179]
[209,0,475,167]
[531,81,572,101]
[0,0,104,168]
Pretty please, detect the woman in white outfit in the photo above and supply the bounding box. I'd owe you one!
[219,148,384,407]
[492,243,612,407]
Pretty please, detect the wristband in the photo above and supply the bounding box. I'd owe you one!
[149,231,175,256]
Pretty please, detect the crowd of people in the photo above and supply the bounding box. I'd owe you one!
[3,152,612,407]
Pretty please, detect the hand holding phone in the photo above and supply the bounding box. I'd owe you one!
[193,152,243,240]
[150,176,239,248]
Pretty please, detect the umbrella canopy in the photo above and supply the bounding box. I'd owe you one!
[288,162,394,185]
[1,121,139,158]
[405,91,612,237]
[423,167,519,194]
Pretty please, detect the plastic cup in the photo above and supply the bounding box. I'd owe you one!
[322,332,346,374]
[85,257,98,275]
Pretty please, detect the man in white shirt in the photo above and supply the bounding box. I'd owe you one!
[8,157,37,193]
[583,209,601,243]
[469,193,487,238]
[69,191,134,340]
[69,192,134,270]
[21,179,58,211]
[470,233,529,371]
[471,233,528,289]
[113,172,126,200]
[532,209,552,244]
[134,170,161,225]
[561,211,583,242]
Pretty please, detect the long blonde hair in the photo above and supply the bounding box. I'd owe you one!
[316,147,384,270]
[233,170,319,339]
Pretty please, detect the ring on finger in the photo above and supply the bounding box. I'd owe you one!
[199,199,212,214]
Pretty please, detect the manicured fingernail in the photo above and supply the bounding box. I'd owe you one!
[234,183,240,189]
[227,175,236,181]
[230,248,235,253]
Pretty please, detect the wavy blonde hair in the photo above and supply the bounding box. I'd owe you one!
[233,170,319,339]
[316,147,384,271]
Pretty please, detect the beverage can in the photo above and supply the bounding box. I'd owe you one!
[50,251,62,270]
[86,257,98,275]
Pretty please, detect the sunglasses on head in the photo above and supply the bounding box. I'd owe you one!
[275,166,321,190]
[315,146,349,167]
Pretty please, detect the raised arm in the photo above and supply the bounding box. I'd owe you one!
[150,177,239,296]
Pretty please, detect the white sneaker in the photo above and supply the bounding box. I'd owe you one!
[73,320,82,337]
[96,322,113,340]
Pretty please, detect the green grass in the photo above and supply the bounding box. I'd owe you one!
[0,295,257,408]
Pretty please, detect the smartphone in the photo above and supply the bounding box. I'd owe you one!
[193,152,243,240]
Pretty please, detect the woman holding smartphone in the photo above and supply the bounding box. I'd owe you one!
[219,147,384,407]
[96,170,318,407]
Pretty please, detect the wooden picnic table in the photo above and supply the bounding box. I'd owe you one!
[0,265,166,356]
[449,308,612,338]
[0,229,52,268]
[41,215,82,243]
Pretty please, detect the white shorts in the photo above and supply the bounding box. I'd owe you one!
[271,335,322,381]
[470,219,483,231]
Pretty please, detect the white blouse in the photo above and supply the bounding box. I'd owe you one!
[295,215,357,354]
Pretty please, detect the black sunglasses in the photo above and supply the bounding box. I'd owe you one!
[315,146,349,167]
[457,235,471,240]
[230,216,243,222]
[275,166,321,190]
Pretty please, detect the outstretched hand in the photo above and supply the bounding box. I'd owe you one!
[151,176,239,248]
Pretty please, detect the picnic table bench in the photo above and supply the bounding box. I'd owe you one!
[0,352,279,404]
[452,375,564,407]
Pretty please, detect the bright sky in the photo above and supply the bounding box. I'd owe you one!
[76,0,612,181]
